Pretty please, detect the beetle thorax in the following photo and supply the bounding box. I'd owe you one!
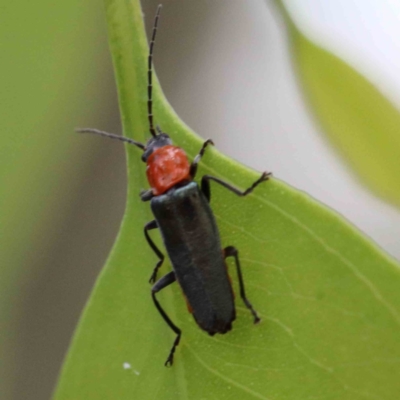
[146,145,191,195]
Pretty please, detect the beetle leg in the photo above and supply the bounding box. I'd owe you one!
[224,246,260,324]
[201,171,271,201]
[152,271,182,367]
[140,189,154,202]
[144,220,165,283]
[189,139,214,178]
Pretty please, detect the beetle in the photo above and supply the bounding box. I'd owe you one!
[77,5,271,366]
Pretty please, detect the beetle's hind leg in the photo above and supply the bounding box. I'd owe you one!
[152,271,182,366]
[144,220,165,283]
[224,246,260,324]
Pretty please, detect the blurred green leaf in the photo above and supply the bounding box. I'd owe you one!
[54,1,400,399]
[0,0,109,397]
[277,1,400,207]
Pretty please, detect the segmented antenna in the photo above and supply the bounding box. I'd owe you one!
[148,4,162,138]
[75,128,145,150]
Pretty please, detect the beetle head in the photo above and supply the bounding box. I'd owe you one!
[141,132,172,162]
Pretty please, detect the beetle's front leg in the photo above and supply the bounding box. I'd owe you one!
[144,220,165,283]
[189,139,214,178]
[140,189,154,202]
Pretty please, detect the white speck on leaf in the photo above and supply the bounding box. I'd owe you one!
[123,362,131,370]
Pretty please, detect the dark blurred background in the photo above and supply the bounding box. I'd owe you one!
[1,1,400,399]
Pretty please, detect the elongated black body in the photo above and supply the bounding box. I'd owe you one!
[77,5,269,366]
[151,182,235,334]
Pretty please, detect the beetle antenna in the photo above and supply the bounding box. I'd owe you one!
[148,4,162,138]
[75,128,145,150]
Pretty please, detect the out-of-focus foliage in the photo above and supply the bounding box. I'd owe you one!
[278,1,400,208]
[0,1,110,398]
[54,1,400,399]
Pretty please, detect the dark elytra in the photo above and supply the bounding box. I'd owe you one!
[76,4,271,366]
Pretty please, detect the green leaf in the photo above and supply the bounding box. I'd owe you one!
[277,1,400,207]
[0,0,109,396]
[54,1,400,399]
